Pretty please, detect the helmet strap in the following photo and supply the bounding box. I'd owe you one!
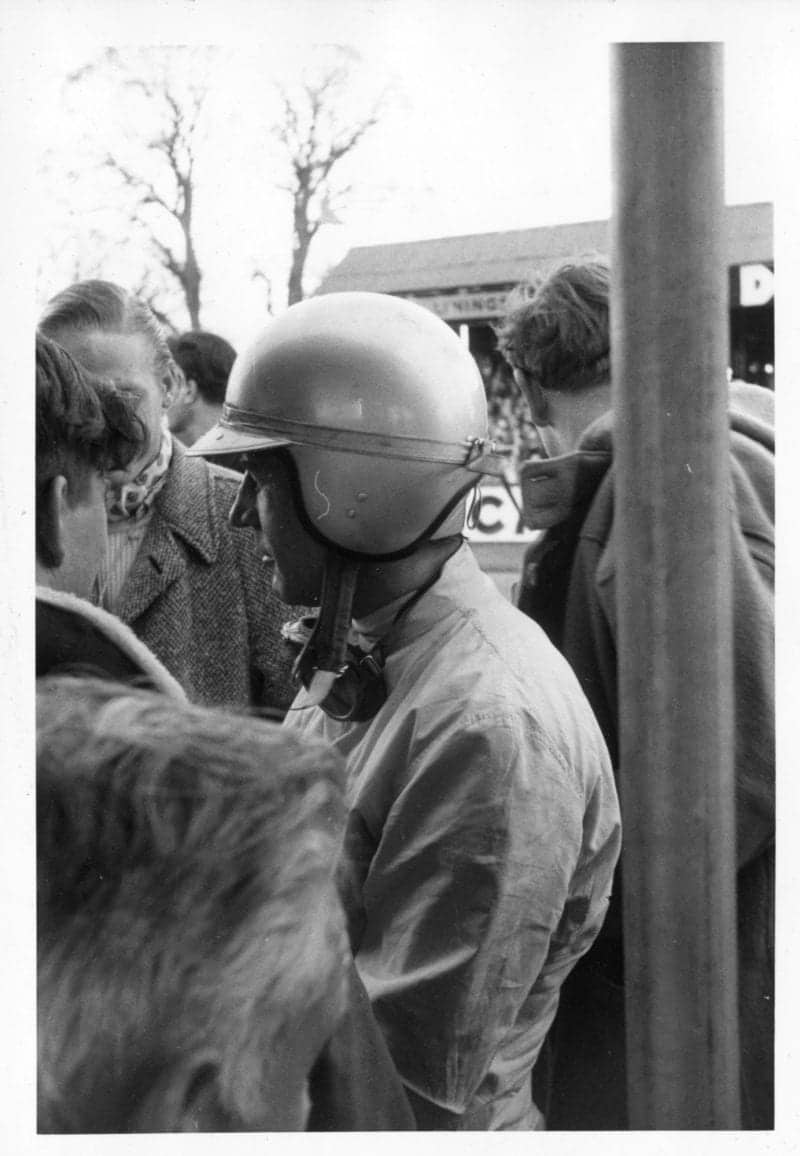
[294,553,358,696]
[290,547,456,724]
[292,554,387,722]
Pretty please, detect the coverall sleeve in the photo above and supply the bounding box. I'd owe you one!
[351,710,615,1128]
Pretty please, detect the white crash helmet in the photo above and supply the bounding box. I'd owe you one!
[190,291,505,557]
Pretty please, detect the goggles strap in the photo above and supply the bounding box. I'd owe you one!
[293,554,360,706]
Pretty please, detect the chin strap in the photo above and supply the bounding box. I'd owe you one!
[293,554,361,707]
[288,545,454,723]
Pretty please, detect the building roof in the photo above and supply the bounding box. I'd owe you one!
[318,202,773,296]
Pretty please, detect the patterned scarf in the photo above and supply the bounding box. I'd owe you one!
[106,419,173,522]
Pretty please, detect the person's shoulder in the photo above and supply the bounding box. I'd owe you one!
[729,379,774,436]
[203,459,249,519]
[727,383,774,484]
[204,457,245,488]
[179,450,243,495]
[174,451,246,528]
[36,587,187,698]
[158,449,243,555]
[419,581,571,704]
[170,441,242,491]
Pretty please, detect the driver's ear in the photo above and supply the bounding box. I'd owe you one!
[39,475,69,569]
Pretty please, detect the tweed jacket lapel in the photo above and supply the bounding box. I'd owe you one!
[117,440,221,625]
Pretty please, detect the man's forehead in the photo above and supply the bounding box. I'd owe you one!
[61,328,154,374]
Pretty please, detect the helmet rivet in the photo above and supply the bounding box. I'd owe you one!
[356,491,368,502]
[346,508,356,518]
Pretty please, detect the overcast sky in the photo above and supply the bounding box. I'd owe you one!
[8,0,792,346]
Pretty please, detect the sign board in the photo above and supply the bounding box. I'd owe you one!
[463,484,538,543]
[739,263,774,307]
[404,290,511,322]
[730,262,774,308]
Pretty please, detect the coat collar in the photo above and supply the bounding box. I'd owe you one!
[116,441,222,624]
[36,585,186,698]
[519,412,613,530]
[518,383,774,533]
[153,439,221,564]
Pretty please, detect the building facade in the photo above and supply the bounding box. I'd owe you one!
[318,202,774,390]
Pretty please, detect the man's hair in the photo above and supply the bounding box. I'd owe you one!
[169,330,236,405]
[37,677,348,1132]
[39,280,175,378]
[36,333,145,568]
[495,255,611,393]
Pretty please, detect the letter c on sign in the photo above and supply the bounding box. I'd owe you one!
[476,493,503,534]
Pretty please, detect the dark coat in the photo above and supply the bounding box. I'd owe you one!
[36,585,187,697]
[116,440,297,712]
[519,381,775,1130]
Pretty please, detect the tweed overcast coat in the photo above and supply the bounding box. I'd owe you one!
[115,440,297,712]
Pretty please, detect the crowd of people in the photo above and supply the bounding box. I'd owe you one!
[34,259,774,1132]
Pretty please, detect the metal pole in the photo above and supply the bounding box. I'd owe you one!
[611,43,740,1128]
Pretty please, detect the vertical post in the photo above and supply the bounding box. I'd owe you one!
[611,43,740,1128]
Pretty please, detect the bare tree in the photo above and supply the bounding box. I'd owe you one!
[42,46,390,326]
[105,79,205,328]
[274,51,384,305]
[62,48,211,328]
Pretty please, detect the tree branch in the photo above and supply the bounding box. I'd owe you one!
[275,50,386,304]
[104,154,177,215]
[148,234,185,280]
[59,46,210,329]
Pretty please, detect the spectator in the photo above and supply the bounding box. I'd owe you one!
[37,678,349,1132]
[168,329,236,448]
[35,338,414,1133]
[496,255,774,1129]
[36,331,184,694]
[191,291,621,1130]
[39,283,297,712]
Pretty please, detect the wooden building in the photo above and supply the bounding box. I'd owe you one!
[318,201,774,388]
